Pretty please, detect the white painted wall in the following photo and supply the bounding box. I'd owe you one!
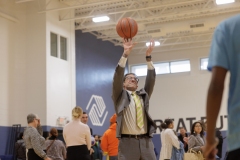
[129,47,229,132]
[24,2,47,125]
[0,0,76,127]
[46,9,76,126]
[0,0,28,126]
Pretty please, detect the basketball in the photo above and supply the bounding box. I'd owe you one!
[116,17,138,39]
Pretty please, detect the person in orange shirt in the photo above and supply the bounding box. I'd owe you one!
[101,114,118,160]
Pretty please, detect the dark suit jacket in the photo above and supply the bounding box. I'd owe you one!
[112,65,157,138]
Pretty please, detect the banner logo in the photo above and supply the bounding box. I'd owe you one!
[86,95,108,126]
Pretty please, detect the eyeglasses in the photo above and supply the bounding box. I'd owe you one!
[125,76,139,82]
[195,125,202,128]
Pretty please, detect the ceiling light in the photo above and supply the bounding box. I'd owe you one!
[92,16,110,23]
[216,0,235,5]
[146,41,160,47]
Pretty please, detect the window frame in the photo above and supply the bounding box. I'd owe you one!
[60,36,68,61]
[50,32,58,58]
[200,57,209,70]
[130,59,191,77]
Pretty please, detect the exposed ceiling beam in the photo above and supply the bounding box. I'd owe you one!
[60,0,208,21]
[15,0,35,3]
[38,0,131,13]
[135,45,211,54]
[0,10,19,22]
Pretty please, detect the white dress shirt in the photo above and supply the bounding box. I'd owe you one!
[160,128,180,160]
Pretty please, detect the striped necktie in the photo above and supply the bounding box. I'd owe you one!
[131,92,144,129]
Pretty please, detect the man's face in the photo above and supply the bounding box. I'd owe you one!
[123,74,139,91]
[94,135,99,141]
[180,128,186,135]
[34,117,40,128]
[81,114,88,124]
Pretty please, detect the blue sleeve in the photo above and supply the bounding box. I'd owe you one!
[208,26,229,71]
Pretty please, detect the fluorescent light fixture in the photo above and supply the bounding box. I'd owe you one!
[216,0,235,5]
[92,16,110,23]
[146,41,160,47]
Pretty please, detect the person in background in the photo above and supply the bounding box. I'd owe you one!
[45,128,66,160]
[101,114,119,160]
[92,135,102,160]
[188,121,205,152]
[23,114,51,160]
[160,119,180,160]
[63,106,91,160]
[15,132,26,160]
[178,127,188,152]
[81,112,93,135]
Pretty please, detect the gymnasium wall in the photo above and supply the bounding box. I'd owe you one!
[0,1,29,154]
[0,0,75,155]
[75,30,124,135]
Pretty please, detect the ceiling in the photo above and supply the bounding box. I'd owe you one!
[17,0,240,54]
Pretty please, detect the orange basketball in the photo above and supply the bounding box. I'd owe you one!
[116,17,138,39]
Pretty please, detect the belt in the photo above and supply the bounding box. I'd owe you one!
[121,134,148,139]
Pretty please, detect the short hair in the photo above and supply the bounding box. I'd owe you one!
[179,127,186,131]
[72,106,83,119]
[123,73,138,82]
[27,113,37,124]
[83,112,87,115]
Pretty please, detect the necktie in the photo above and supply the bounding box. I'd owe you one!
[132,92,144,129]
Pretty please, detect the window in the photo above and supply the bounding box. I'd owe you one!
[131,65,147,76]
[216,0,234,5]
[51,33,58,57]
[60,36,67,60]
[200,58,209,70]
[170,60,190,73]
[50,33,68,61]
[130,60,190,76]
[155,62,170,74]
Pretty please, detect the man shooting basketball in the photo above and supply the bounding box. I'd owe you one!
[112,39,157,160]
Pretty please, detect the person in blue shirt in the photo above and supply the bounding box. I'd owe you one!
[204,14,240,160]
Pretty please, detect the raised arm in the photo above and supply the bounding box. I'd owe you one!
[144,39,156,98]
[112,39,136,106]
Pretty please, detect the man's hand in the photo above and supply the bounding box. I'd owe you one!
[203,138,218,160]
[146,39,155,56]
[122,39,136,57]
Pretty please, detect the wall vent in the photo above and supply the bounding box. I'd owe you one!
[190,23,204,28]
[148,29,161,33]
